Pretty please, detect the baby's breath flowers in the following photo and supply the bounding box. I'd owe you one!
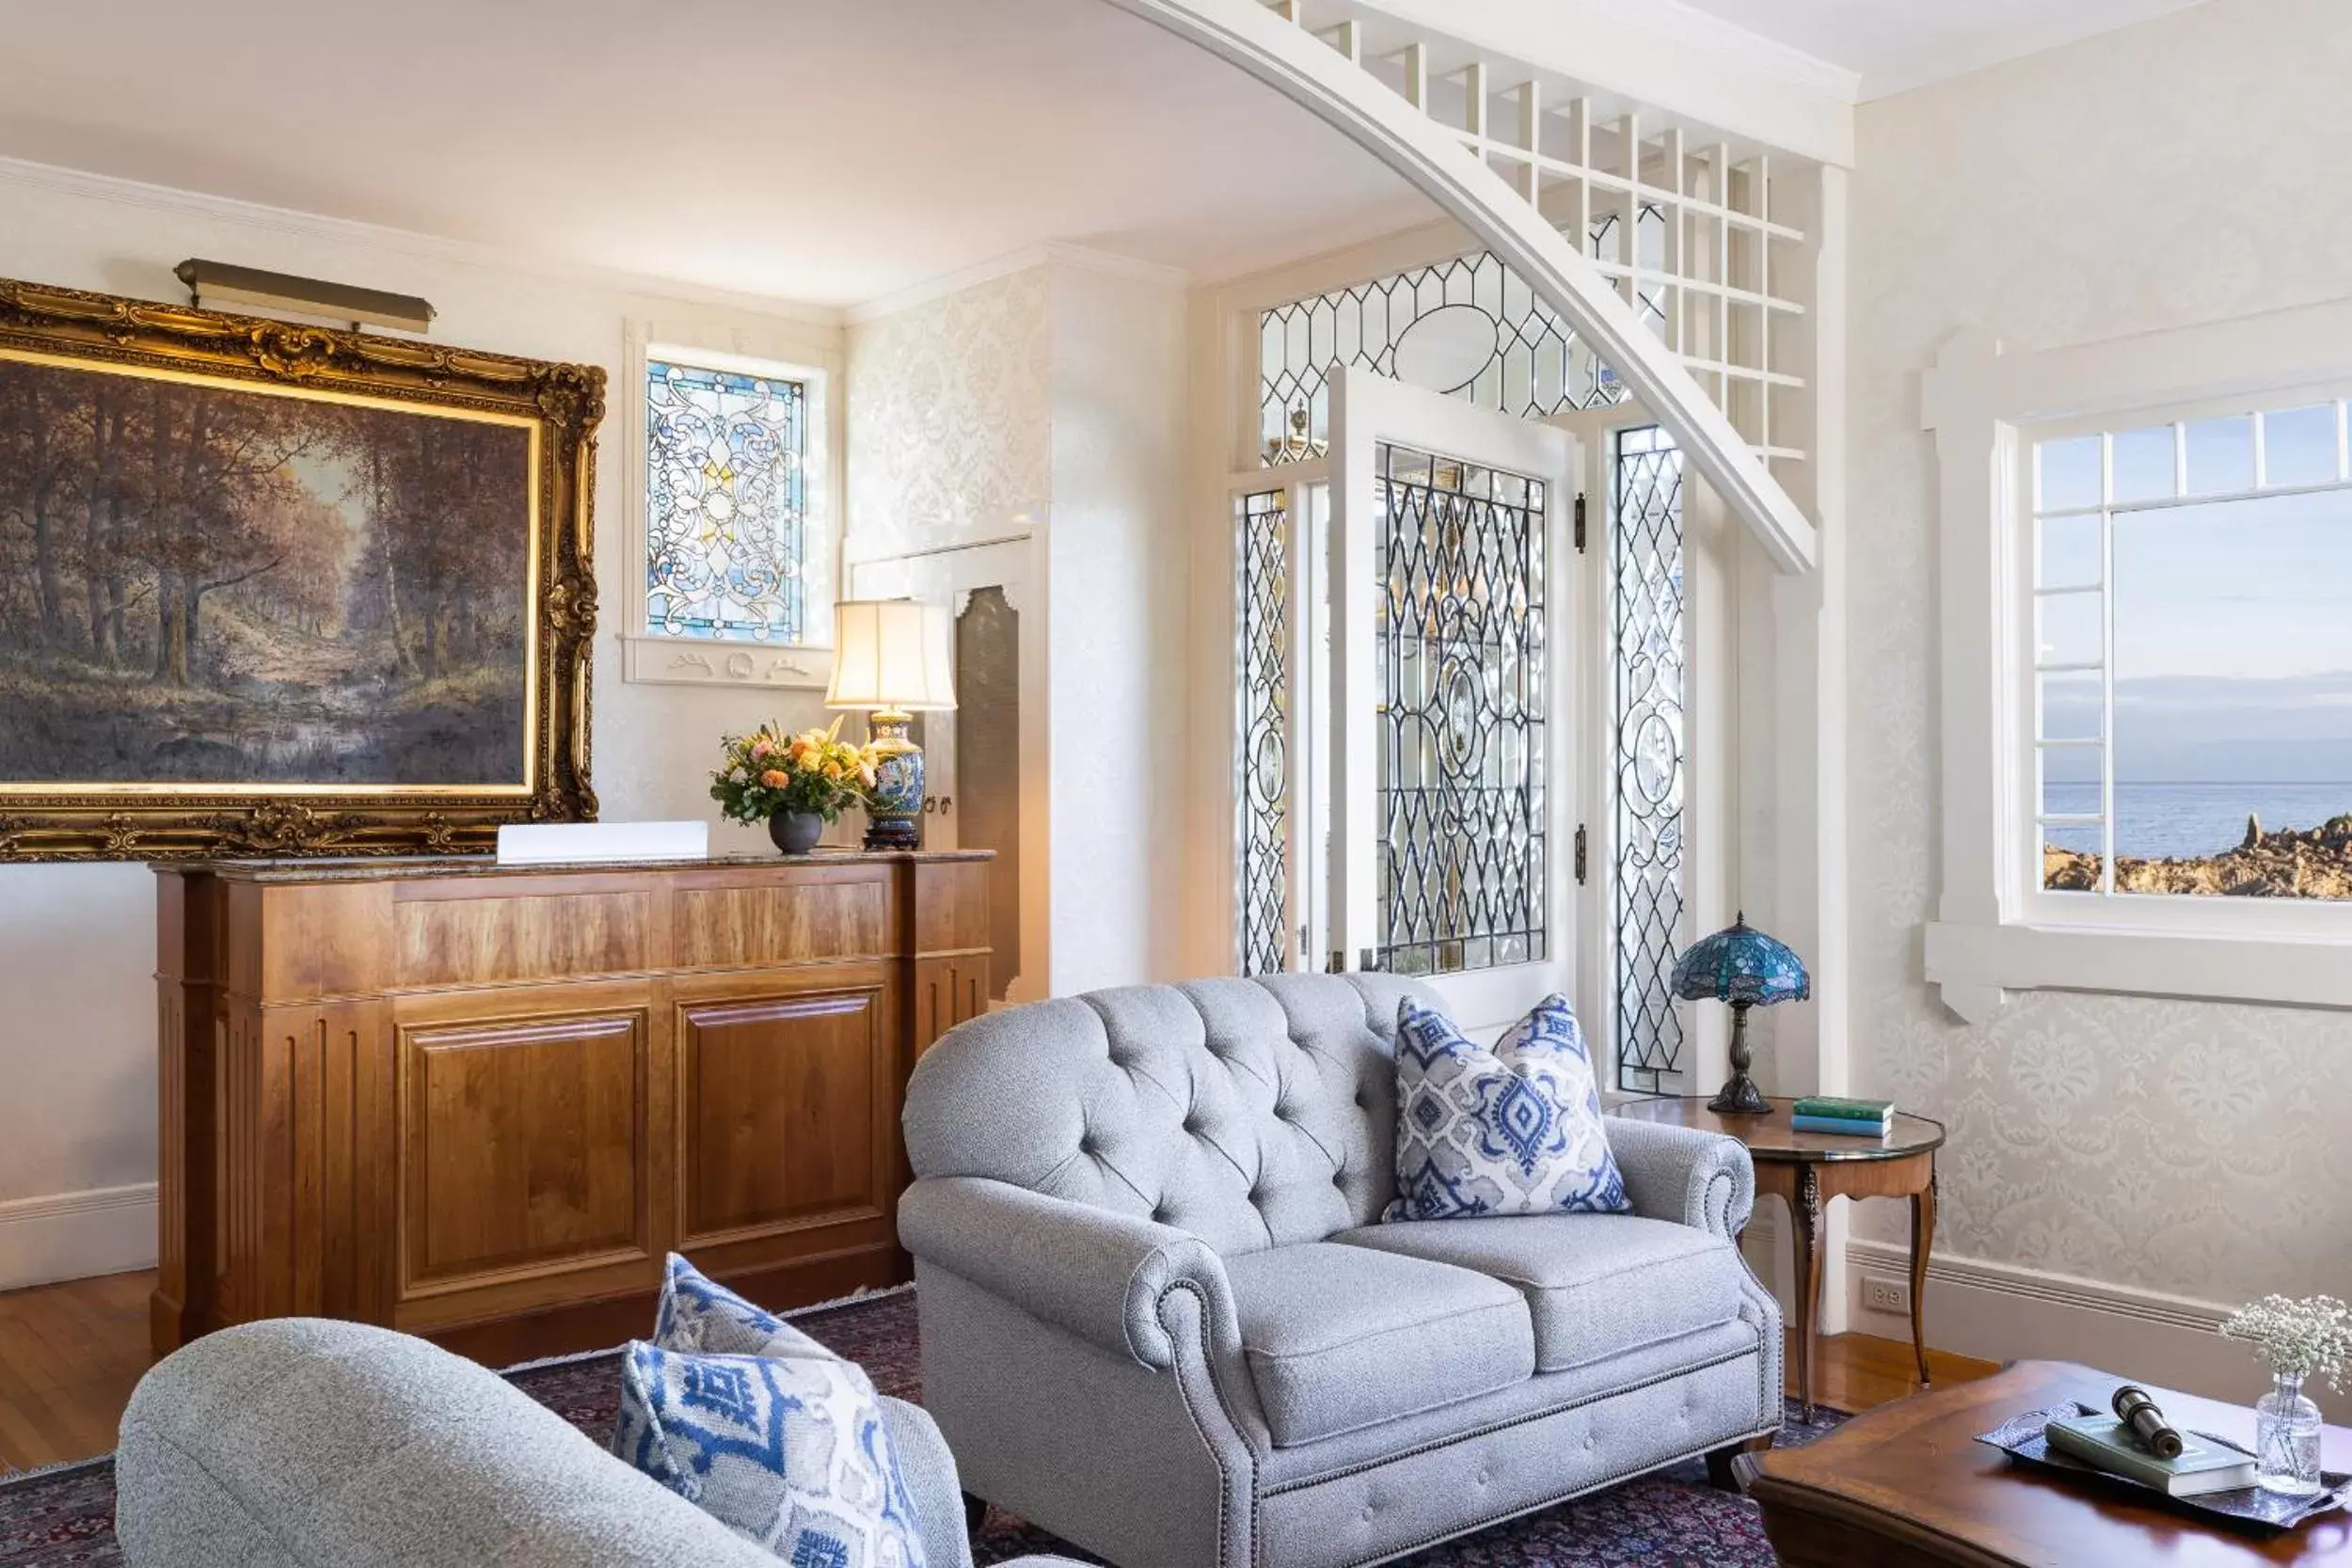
[2222,1294,2352,1391]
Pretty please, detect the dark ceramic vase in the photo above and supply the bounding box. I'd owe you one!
[768,810,824,855]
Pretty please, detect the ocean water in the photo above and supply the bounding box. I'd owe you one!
[2043,783,2352,860]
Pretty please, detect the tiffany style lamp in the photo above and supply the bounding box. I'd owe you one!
[1670,912,1811,1116]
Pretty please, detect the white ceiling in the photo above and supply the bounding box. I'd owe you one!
[0,0,1434,310]
[1667,0,2216,101]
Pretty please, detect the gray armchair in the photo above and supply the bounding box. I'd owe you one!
[901,974,1782,1568]
[113,1315,1076,1568]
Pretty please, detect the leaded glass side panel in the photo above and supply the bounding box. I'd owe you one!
[1259,252,1622,467]
[1375,444,1548,975]
[645,359,806,642]
[1613,425,1687,1092]
[1236,490,1291,976]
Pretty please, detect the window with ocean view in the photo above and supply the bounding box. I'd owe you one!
[2033,400,2352,899]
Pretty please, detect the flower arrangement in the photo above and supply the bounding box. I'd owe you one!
[2222,1294,2352,1391]
[710,718,879,825]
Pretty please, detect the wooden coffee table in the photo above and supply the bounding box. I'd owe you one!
[1739,1360,2352,1565]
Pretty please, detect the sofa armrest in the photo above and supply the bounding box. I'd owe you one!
[1604,1117,1755,1240]
[898,1176,1241,1371]
[115,1318,781,1568]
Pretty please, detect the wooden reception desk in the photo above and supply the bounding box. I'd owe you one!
[151,849,991,1361]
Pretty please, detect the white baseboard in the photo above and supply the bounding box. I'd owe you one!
[1843,1237,2265,1403]
[0,1183,156,1292]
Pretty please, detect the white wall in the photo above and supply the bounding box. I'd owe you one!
[0,163,841,1288]
[847,255,1188,999]
[1045,262,1189,993]
[1845,0,2352,1379]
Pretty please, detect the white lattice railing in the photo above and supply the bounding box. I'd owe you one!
[1263,0,1817,475]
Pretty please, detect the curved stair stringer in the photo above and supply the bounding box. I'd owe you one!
[1099,0,1820,575]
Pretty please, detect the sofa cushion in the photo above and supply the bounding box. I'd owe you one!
[1388,995,1629,1221]
[1331,1214,1743,1372]
[1222,1242,1535,1447]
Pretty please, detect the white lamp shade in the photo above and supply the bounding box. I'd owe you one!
[825,599,957,711]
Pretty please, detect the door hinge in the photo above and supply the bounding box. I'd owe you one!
[1574,492,1587,553]
[1574,824,1588,884]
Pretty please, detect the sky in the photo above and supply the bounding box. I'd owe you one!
[2037,406,2352,784]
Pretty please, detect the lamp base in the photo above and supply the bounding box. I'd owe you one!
[1707,1073,1771,1117]
[861,708,925,852]
[1707,999,1771,1116]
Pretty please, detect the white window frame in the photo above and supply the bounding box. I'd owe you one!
[619,321,841,690]
[1923,296,2352,1020]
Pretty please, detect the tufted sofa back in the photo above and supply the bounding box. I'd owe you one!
[903,974,1436,1255]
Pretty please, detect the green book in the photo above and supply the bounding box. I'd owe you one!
[2042,1415,2257,1497]
[1791,1096,1897,1122]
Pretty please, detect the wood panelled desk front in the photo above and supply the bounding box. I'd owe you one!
[151,849,991,1362]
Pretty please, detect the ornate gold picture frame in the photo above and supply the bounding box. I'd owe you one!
[0,277,600,861]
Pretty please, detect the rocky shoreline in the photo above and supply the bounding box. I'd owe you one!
[2045,813,2352,898]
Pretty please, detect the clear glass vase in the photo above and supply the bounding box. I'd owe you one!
[2256,1371,2325,1497]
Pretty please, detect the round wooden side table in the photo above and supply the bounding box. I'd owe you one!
[1610,1096,1947,1421]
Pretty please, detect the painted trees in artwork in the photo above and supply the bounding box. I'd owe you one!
[0,358,531,784]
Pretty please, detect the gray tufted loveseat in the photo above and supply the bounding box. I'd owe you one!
[899,974,1784,1568]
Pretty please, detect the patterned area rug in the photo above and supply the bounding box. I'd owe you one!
[0,1289,1842,1567]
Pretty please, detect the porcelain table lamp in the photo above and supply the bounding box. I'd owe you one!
[826,599,957,851]
[1669,912,1811,1116]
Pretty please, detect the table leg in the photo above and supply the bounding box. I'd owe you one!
[1792,1164,1822,1424]
[1908,1163,1937,1387]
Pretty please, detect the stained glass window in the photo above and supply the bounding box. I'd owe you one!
[1375,445,1548,976]
[1613,425,1687,1092]
[645,358,807,642]
[1236,489,1291,976]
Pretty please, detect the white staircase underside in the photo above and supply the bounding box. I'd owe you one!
[1104,0,1821,573]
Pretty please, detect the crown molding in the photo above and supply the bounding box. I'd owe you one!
[0,153,844,328]
[845,242,1189,327]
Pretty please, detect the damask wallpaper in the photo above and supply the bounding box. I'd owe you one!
[1846,0,2352,1305]
[846,265,1052,561]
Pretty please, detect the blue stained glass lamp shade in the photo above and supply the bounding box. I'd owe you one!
[1670,912,1809,1115]
[1671,913,1811,1007]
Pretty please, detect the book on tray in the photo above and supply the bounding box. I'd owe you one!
[1790,1096,1894,1137]
[2042,1414,2259,1497]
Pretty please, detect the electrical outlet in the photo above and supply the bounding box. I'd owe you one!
[1863,1275,1913,1315]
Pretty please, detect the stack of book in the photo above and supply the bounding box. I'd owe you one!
[1790,1096,1896,1136]
[2042,1413,2258,1497]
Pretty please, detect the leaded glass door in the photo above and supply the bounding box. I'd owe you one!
[1327,368,1580,1028]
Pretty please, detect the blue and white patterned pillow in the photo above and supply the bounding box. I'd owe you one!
[1387,994,1630,1221]
[613,1256,927,1568]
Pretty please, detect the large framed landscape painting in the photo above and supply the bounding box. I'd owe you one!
[0,277,601,861]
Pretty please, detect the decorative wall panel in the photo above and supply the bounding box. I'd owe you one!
[955,586,1023,999]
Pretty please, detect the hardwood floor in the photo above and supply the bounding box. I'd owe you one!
[1794,1326,1997,1414]
[0,1267,2002,1476]
[0,1270,153,1475]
